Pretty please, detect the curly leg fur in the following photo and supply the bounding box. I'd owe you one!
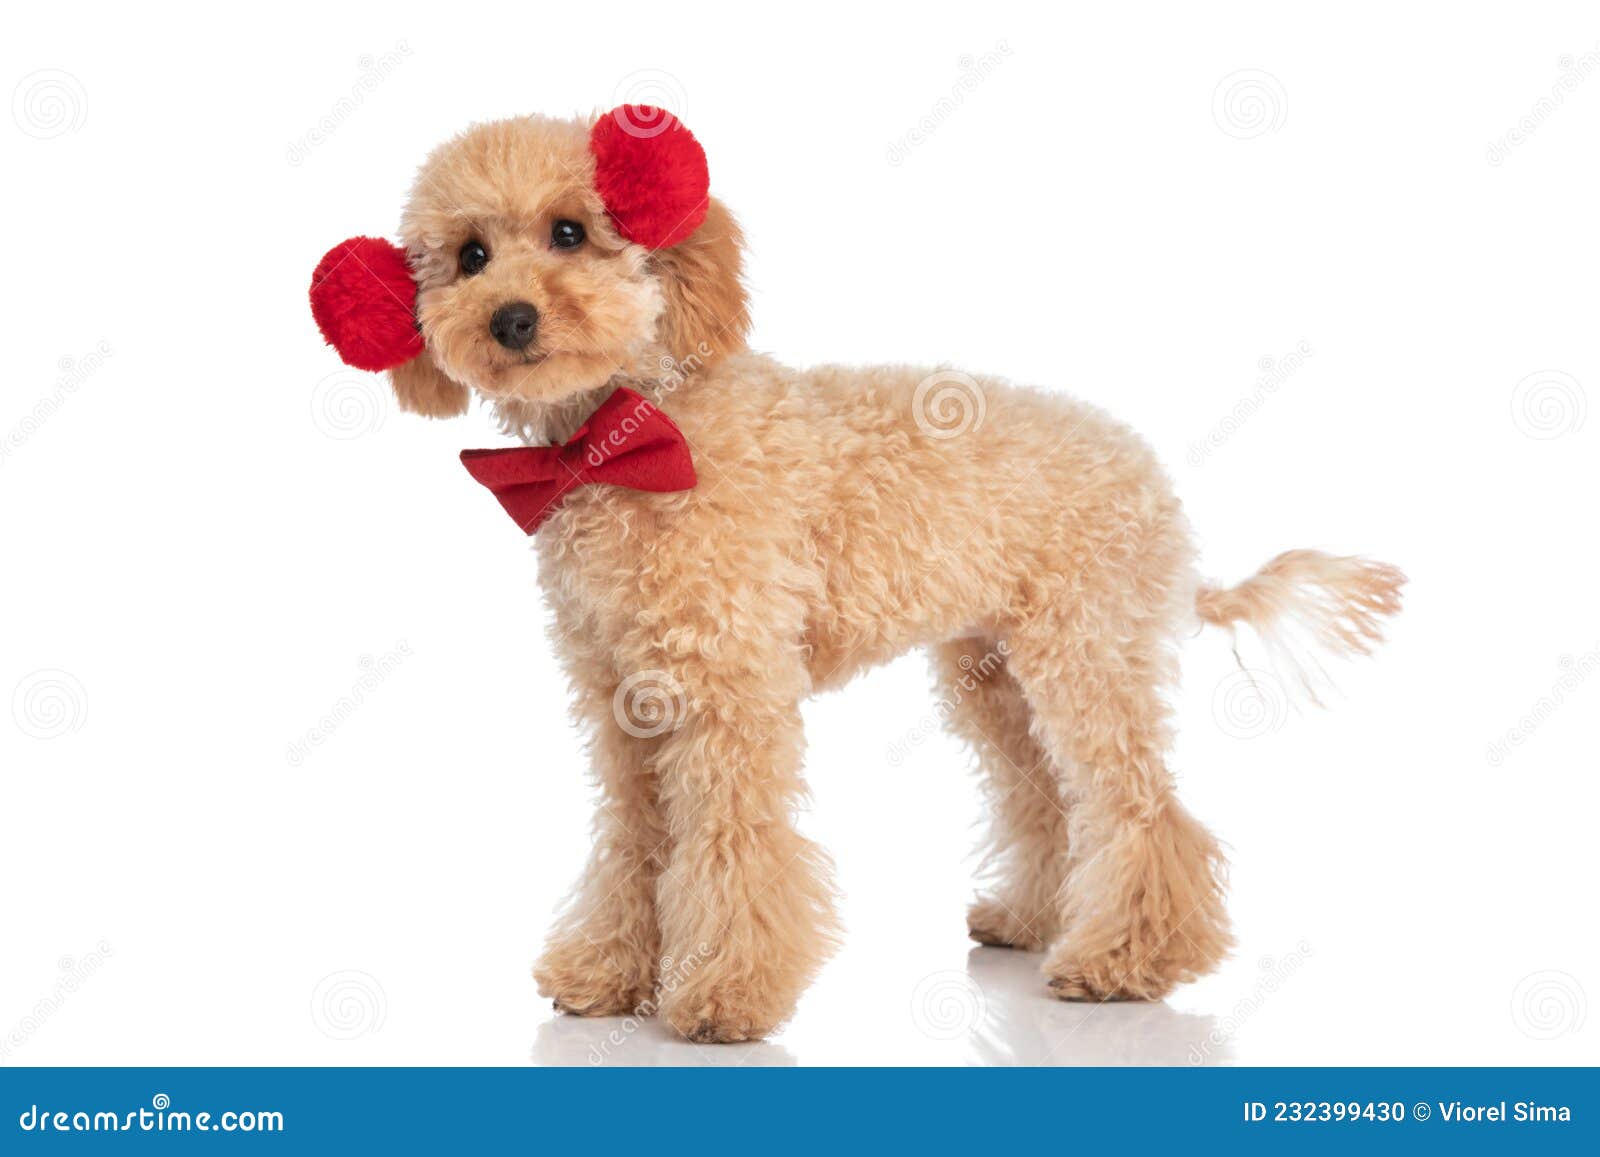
[1005,526,1234,1002]
[935,639,1069,951]
[534,674,668,1017]
[653,703,841,1041]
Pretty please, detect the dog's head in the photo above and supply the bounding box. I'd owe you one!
[388,109,749,419]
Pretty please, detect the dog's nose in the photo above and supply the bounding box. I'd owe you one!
[489,302,539,351]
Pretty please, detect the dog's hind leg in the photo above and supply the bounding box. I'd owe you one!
[1003,560,1232,1001]
[934,638,1069,951]
[533,668,669,1018]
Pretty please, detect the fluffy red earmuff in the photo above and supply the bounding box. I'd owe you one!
[308,236,423,372]
[589,106,710,249]
[310,109,710,371]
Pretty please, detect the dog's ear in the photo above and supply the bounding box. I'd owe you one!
[651,196,751,367]
[388,350,470,418]
[587,107,750,367]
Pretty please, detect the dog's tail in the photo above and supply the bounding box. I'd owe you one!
[1195,550,1405,697]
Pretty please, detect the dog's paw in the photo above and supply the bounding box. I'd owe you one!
[664,1007,772,1044]
[547,992,645,1018]
[1042,946,1175,1003]
[967,897,1048,950]
[661,983,782,1044]
[673,1015,767,1044]
[534,937,657,1018]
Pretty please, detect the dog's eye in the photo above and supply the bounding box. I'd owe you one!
[551,220,585,250]
[459,240,489,276]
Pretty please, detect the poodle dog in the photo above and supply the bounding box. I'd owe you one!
[361,108,1403,1043]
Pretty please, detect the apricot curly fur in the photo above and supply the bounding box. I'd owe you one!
[386,111,1405,1041]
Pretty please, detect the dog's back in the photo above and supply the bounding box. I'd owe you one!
[624,351,1190,689]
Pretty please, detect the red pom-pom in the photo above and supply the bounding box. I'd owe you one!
[309,236,424,372]
[589,107,710,249]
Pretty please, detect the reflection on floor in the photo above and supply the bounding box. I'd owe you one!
[531,946,1228,1067]
[964,946,1228,1066]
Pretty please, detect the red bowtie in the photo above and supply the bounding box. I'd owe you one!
[459,388,697,534]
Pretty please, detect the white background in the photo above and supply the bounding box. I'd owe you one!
[3,1,1596,1067]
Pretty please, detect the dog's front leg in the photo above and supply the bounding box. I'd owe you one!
[533,671,669,1018]
[652,677,841,1043]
